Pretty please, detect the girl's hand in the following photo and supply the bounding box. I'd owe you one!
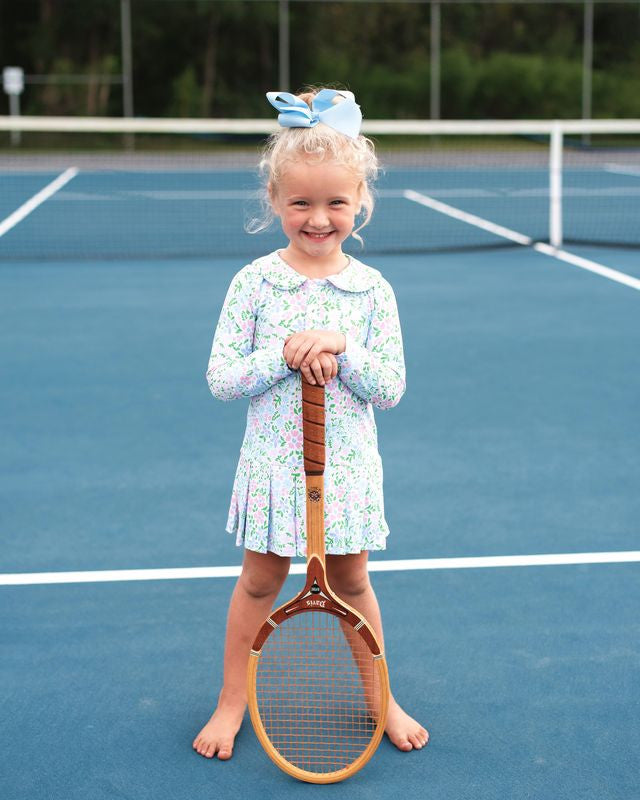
[283,330,346,371]
[301,352,338,386]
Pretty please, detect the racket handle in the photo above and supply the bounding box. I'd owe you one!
[301,375,325,475]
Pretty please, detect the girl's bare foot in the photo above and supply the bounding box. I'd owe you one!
[192,696,246,760]
[385,698,429,751]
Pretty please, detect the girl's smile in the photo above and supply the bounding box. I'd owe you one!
[303,231,334,239]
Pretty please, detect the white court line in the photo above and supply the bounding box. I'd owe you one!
[404,188,640,292]
[1,551,638,586]
[0,167,79,238]
[533,243,640,291]
[404,188,532,246]
[604,163,640,178]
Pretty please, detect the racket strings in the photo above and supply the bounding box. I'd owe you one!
[254,610,382,774]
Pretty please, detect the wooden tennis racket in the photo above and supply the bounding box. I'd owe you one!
[247,375,390,783]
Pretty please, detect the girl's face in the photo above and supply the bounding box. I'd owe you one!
[270,159,362,265]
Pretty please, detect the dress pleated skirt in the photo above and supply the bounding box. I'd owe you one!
[225,452,389,557]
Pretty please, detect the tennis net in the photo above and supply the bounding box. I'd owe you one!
[1,116,639,261]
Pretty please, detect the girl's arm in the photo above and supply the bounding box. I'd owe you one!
[336,278,406,410]
[206,268,291,401]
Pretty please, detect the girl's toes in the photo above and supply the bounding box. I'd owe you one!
[217,741,234,760]
[408,733,424,750]
[203,743,216,758]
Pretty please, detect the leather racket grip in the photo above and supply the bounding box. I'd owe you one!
[301,376,325,475]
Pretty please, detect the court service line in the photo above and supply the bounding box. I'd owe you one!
[1,551,638,586]
[0,167,78,238]
[403,188,640,292]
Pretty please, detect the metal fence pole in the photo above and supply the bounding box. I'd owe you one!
[279,0,290,91]
[430,1,441,120]
[582,1,593,144]
[121,0,134,118]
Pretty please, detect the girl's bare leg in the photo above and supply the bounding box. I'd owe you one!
[326,552,430,752]
[192,549,291,760]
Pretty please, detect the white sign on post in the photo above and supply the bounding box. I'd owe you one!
[3,66,25,144]
[3,66,24,95]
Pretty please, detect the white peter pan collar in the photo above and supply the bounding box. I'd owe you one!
[256,251,377,293]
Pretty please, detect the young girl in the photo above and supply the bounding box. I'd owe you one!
[193,88,429,761]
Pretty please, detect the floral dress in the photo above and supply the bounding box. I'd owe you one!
[206,250,405,557]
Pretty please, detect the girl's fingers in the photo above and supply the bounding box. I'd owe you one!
[283,334,306,365]
[300,355,337,385]
[300,360,317,385]
[284,332,340,376]
[292,341,309,368]
[302,343,324,369]
[295,350,315,371]
[315,353,337,384]
[311,359,325,385]
[283,336,301,364]
[303,357,331,386]
[328,355,337,380]
[285,331,338,368]
[321,357,333,382]
[331,359,338,380]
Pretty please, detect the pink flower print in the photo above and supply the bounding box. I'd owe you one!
[283,428,303,450]
[290,293,307,314]
[253,508,267,528]
[239,317,253,337]
[325,504,341,526]
[374,315,392,339]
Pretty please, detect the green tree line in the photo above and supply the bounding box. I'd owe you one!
[1,0,639,118]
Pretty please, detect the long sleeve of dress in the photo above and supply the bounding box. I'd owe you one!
[336,278,406,410]
[206,267,291,401]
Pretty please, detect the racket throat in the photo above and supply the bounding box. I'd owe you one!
[278,556,346,618]
[305,474,326,564]
[287,577,340,615]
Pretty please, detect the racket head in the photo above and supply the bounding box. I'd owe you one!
[247,559,390,783]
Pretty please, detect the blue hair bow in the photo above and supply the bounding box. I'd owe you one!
[266,89,362,139]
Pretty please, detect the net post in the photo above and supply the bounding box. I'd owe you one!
[549,121,563,249]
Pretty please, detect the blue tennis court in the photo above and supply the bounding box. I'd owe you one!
[1,149,639,798]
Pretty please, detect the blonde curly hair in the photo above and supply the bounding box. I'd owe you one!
[247,87,379,247]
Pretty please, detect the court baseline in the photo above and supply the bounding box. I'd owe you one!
[1,550,638,586]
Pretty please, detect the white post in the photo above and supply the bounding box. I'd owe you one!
[430,1,441,120]
[549,122,563,249]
